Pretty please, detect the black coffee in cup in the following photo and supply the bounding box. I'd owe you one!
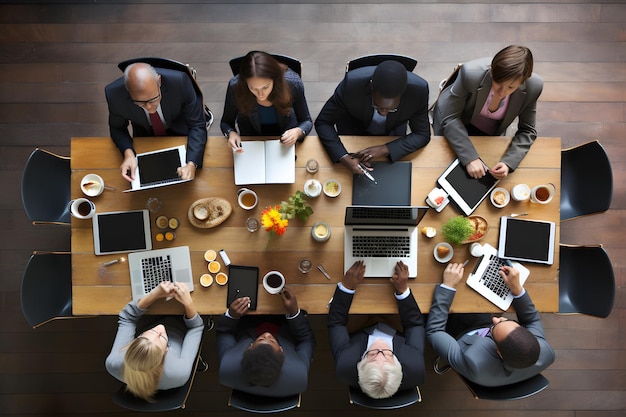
[78,201,92,216]
[266,273,283,288]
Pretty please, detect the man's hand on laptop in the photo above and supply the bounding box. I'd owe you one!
[177,162,196,180]
[443,262,465,288]
[343,260,366,290]
[500,266,523,296]
[390,261,409,294]
[120,149,137,182]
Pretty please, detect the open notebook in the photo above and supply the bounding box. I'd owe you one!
[233,140,295,185]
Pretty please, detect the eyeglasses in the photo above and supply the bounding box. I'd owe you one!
[131,88,161,106]
[489,318,519,337]
[145,328,170,347]
[371,97,399,113]
[361,348,394,360]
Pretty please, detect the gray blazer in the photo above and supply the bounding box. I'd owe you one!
[426,285,555,387]
[432,57,543,171]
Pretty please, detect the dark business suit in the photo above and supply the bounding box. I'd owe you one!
[216,312,315,397]
[432,57,543,171]
[426,285,556,387]
[315,66,431,163]
[105,67,207,167]
[220,69,313,139]
[327,285,426,390]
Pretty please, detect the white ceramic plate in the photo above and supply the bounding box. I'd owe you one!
[434,242,454,263]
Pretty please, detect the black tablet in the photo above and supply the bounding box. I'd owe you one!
[92,210,152,255]
[437,158,499,215]
[227,265,259,310]
[498,217,556,265]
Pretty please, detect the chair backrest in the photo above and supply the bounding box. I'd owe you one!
[21,148,71,225]
[112,334,204,411]
[228,389,301,413]
[559,244,615,317]
[348,385,421,409]
[458,373,549,400]
[228,53,303,77]
[21,252,73,328]
[346,54,417,73]
[117,57,214,130]
[560,140,613,220]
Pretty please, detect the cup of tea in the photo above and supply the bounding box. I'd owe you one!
[530,183,556,204]
[262,271,285,295]
[237,188,258,210]
[69,198,95,219]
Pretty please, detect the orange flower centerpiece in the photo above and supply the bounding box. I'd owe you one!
[260,191,313,249]
[261,205,289,238]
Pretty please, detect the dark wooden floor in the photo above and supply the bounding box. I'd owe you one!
[1,1,624,416]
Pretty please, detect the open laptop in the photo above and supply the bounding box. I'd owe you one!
[467,243,530,310]
[344,206,429,278]
[124,145,192,192]
[127,246,194,302]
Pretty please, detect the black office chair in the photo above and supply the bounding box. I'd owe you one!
[458,373,549,400]
[228,389,301,414]
[20,252,83,328]
[348,385,421,409]
[228,53,303,77]
[113,334,206,411]
[117,57,214,131]
[560,140,613,220]
[345,54,417,72]
[559,244,615,318]
[21,148,71,225]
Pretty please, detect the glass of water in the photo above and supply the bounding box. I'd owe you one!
[245,217,260,232]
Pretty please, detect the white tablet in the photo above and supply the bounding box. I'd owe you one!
[437,159,499,215]
[92,210,152,255]
[498,217,556,265]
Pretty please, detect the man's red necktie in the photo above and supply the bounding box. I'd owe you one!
[149,112,167,136]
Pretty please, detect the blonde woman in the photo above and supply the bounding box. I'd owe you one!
[105,281,204,401]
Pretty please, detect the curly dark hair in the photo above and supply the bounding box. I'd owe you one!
[496,326,540,369]
[234,51,292,116]
[241,343,285,387]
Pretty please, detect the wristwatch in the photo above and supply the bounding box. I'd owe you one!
[224,128,235,138]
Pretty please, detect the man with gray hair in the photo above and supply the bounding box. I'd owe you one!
[327,260,426,399]
[315,60,430,175]
[105,62,207,182]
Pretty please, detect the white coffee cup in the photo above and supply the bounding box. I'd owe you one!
[262,271,285,294]
[511,184,531,202]
[470,242,484,257]
[530,183,556,204]
[80,173,104,197]
[237,188,258,210]
[69,198,95,219]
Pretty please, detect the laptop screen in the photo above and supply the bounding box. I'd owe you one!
[137,148,183,186]
[352,161,412,206]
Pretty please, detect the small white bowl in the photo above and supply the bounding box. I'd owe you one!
[323,179,341,197]
[490,187,510,208]
[311,221,331,242]
[434,242,453,263]
[304,179,322,198]
[81,173,104,197]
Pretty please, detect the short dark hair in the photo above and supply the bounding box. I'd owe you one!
[241,344,285,387]
[490,45,534,83]
[496,326,540,369]
[371,60,408,98]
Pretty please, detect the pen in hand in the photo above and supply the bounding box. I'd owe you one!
[229,289,240,306]
[357,163,377,184]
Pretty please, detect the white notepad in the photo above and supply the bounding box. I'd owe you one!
[233,140,295,185]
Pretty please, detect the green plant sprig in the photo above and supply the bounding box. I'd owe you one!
[279,190,314,221]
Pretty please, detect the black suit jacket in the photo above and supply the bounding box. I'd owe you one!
[216,313,316,397]
[315,66,431,162]
[327,285,426,390]
[105,67,207,167]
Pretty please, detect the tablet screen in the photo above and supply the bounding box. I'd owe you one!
[227,265,259,310]
[437,159,498,215]
[92,210,152,255]
[498,217,555,265]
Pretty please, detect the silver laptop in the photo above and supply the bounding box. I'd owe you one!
[127,246,194,301]
[124,145,192,192]
[466,243,530,310]
[344,206,429,278]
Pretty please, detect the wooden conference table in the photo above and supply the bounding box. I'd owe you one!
[71,136,561,315]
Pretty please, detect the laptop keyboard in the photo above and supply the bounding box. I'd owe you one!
[479,255,511,299]
[352,236,411,258]
[141,178,181,187]
[141,255,173,292]
[351,207,413,220]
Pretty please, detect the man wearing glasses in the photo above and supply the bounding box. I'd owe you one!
[327,260,426,399]
[315,60,430,175]
[105,62,207,182]
[426,262,555,386]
